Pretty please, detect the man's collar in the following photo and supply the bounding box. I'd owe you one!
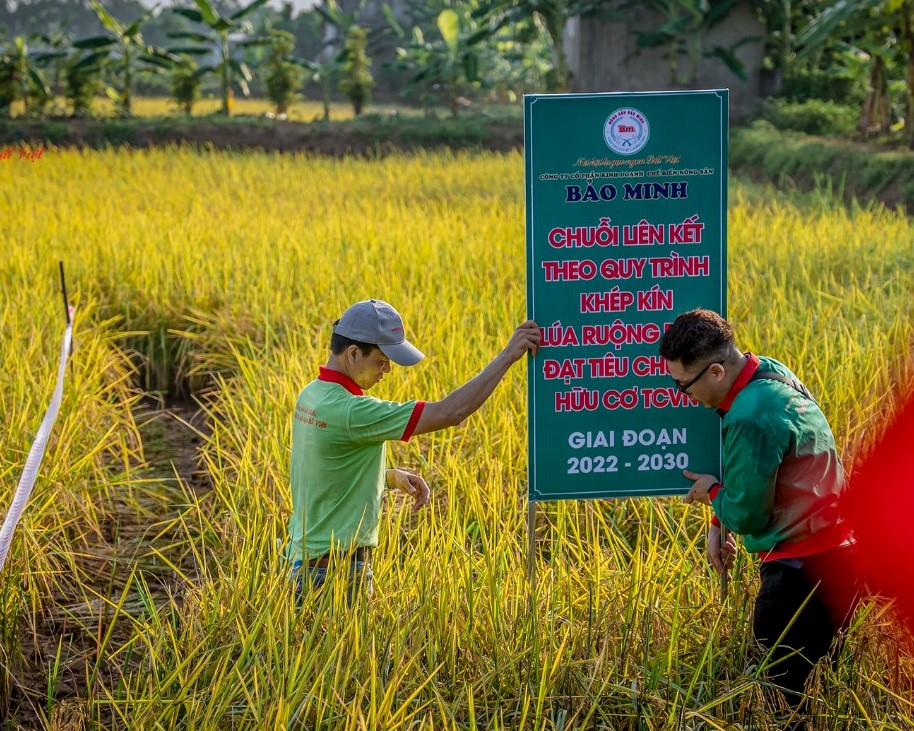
[716,353,759,418]
[318,365,363,396]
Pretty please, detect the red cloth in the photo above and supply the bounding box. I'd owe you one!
[843,388,914,641]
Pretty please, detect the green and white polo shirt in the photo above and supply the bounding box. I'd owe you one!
[286,366,425,563]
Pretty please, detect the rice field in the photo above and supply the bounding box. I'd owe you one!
[1,146,913,730]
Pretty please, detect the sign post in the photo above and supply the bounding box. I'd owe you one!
[524,90,728,592]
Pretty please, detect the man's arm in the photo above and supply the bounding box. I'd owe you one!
[712,421,782,534]
[411,320,540,436]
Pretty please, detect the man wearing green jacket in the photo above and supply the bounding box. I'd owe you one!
[659,309,863,710]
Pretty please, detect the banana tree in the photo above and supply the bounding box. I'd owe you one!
[391,8,489,117]
[65,47,107,118]
[73,0,174,116]
[795,0,912,142]
[0,36,52,117]
[169,0,272,116]
[616,0,754,85]
[315,0,362,51]
[477,0,606,91]
[35,29,72,97]
[307,0,362,120]
[301,53,341,121]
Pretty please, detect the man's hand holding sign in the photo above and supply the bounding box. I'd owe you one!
[682,469,716,506]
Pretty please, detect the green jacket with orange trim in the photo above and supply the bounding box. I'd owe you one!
[711,354,851,557]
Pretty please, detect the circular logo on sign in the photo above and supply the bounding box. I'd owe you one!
[604,108,650,155]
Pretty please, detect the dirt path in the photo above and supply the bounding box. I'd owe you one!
[9,399,212,729]
[133,399,211,491]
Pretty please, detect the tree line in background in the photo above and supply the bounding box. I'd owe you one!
[2,0,914,145]
[758,0,914,146]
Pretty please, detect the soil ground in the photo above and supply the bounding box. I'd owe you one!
[7,399,210,730]
[1,116,526,155]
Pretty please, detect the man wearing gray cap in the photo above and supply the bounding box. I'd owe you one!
[286,299,540,602]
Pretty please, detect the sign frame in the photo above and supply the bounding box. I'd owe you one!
[525,90,729,503]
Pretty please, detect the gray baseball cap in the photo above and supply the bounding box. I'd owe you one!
[334,299,425,366]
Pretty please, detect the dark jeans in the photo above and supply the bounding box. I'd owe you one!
[753,544,863,707]
[291,558,373,607]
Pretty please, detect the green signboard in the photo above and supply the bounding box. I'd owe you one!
[525,90,728,501]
